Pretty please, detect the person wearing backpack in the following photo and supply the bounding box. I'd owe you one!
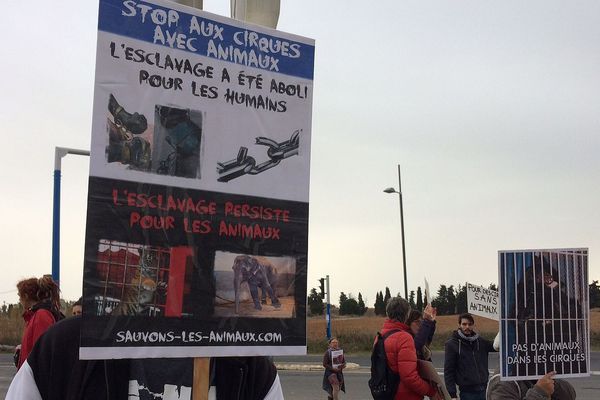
[374,296,439,400]
[486,371,576,400]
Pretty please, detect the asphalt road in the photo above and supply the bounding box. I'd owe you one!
[0,354,14,398]
[275,351,600,400]
[1,352,599,399]
[278,368,600,400]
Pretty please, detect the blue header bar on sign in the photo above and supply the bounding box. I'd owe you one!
[98,0,314,80]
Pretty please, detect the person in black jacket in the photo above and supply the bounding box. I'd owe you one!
[6,316,283,399]
[444,313,497,400]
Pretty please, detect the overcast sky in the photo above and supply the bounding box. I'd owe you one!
[1,0,598,307]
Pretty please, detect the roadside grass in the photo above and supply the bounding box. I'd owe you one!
[0,318,23,347]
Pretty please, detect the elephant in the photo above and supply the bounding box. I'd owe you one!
[232,255,281,313]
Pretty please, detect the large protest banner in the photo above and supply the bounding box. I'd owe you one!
[499,249,590,380]
[466,283,499,320]
[80,0,314,359]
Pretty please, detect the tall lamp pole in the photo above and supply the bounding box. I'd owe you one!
[384,164,408,299]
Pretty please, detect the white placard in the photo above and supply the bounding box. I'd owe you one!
[466,283,499,320]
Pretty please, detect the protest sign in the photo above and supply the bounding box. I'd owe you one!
[331,349,344,369]
[466,283,499,320]
[80,0,314,359]
[499,249,590,380]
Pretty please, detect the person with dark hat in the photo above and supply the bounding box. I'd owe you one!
[486,371,576,400]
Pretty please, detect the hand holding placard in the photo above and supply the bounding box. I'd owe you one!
[535,371,556,396]
[423,304,437,321]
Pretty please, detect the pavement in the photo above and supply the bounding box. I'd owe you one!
[276,360,600,374]
[2,352,600,399]
[2,350,599,374]
[276,362,361,371]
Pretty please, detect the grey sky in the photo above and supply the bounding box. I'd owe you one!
[1,0,598,306]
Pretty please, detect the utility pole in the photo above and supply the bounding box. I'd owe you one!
[325,275,331,339]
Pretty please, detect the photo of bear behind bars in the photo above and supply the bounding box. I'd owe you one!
[501,249,588,378]
[213,251,296,318]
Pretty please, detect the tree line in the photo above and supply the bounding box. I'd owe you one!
[307,280,600,316]
[307,288,368,316]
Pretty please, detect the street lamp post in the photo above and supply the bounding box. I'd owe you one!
[384,164,408,299]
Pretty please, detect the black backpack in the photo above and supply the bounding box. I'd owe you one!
[368,329,401,399]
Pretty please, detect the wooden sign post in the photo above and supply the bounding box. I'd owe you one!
[193,357,210,400]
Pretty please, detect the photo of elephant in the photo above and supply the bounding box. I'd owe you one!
[213,251,296,318]
[232,255,281,313]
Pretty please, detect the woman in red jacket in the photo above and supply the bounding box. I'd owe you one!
[380,297,441,400]
[15,275,62,369]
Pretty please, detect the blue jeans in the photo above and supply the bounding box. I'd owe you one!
[460,390,486,400]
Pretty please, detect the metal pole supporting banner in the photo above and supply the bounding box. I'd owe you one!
[231,0,280,28]
[51,147,90,287]
[52,169,61,286]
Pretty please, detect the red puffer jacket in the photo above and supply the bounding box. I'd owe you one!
[18,304,57,369]
[381,319,437,400]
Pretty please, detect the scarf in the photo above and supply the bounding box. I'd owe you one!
[457,329,479,342]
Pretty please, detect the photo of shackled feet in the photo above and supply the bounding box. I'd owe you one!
[214,296,295,318]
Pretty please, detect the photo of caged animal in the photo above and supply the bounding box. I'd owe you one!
[232,255,281,314]
[213,251,297,318]
[112,246,167,316]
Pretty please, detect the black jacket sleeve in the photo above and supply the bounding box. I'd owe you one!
[214,356,278,400]
[26,317,130,400]
[414,319,435,356]
[444,338,458,398]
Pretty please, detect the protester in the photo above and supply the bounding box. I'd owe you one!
[444,313,498,400]
[406,303,436,361]
[71,297,83,316]
[15,275,63,369]
[379,296,439,400]
[486,371,576,400]
[6,316,284,399]
[322,337,346,400]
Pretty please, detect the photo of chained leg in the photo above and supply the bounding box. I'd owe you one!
[105,94,152,171]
